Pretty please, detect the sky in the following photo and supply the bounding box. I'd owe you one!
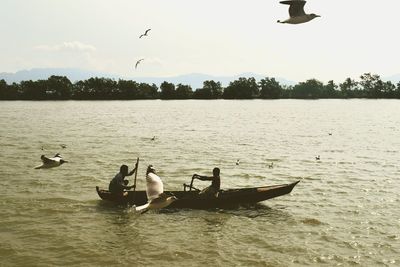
[1,0,399,82]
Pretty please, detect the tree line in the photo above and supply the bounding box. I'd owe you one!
[1,73,399,100]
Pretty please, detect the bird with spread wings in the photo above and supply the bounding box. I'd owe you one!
[135,58,144,69]
[278,0,320,24]
[139,29,151,38]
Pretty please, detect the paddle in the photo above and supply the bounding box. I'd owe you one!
[185,175,200,192]
[133,157,139,192]
[128,157,139,206]
[189,175,196,192]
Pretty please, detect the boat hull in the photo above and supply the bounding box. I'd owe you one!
[96,180,300,209]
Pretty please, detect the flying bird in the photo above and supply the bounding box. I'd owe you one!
[135,59,144,69]
[135,192,177,214]
[60,144,67,149]
[268,162,274,169]
[139,29,151,38]
[315,155,320,160]
[236,159,240,166]
[34,153,68,169]
[278,0,320,24]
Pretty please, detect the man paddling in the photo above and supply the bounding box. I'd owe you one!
[192,167,220,197]
[109,163,137,197]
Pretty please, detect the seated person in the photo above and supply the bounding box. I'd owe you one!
[192,167,220,197]
[109,164,137,196]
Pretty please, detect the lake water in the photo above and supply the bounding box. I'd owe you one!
[0,100,399,266]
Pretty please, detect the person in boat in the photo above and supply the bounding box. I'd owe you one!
[192,167,220,197]
[109,164,137,196]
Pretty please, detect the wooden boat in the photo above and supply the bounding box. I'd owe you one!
[96,180,300,209]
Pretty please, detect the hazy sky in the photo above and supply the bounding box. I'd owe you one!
[1,0,399,82]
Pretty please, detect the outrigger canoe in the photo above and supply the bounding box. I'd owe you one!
[96,180,300,209]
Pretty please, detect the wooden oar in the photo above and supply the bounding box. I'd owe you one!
[128,157,139,205]
[133,157,139,193]
[189,175,196,192]
[188,175,201,192]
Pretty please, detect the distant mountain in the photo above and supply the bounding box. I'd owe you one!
[0,68,118,84]
[131,72,296,88]
[0,68,296,88]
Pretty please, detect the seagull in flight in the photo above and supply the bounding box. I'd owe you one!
[278,0,320,24]
[135,59,144,69]
[139,29,151,38]
[34,153,68,169]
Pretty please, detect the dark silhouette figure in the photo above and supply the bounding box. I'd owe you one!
[278,0,320,24]
[139,29,151,38]
[135,59,144,69]
[192,167,221,197]
[109,164,137,197]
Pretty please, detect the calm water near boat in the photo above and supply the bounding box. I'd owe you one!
[0,99,399,266]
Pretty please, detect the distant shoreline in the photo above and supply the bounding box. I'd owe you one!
[1,73,399,100]
[1,98,399,102]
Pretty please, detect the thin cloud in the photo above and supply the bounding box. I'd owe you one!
[34,41,96,52]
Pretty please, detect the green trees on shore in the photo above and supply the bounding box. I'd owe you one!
[259,78,282,99]
[193,80,223,99]
[1,73,400,100]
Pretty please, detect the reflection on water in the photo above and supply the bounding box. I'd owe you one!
[0,100,399,266]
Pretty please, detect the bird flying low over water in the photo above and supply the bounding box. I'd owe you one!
[34,153,68,169]
[278,0,320,24]
[139,29,151,38]
[135,59,144,69]
[135,193,177,214]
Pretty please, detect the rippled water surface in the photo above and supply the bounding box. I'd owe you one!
[0,100,399,266]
